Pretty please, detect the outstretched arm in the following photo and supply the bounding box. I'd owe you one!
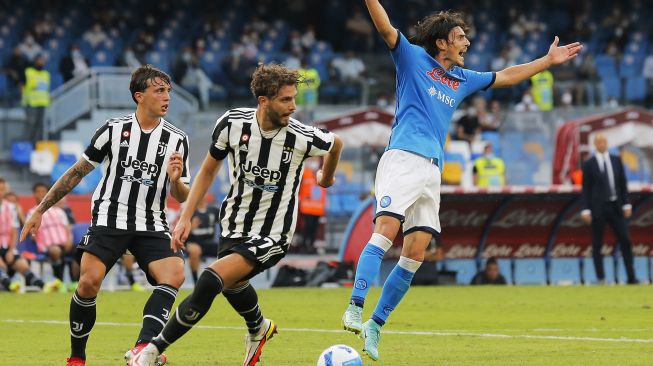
[365,0,398,48]
[493,36,582,88]
[317,134,343,188]
[171,153,223,252]
[20,158,94,241]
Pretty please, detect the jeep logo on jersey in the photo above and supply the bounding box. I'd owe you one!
[240,161,282,181]
[120,156,159,175]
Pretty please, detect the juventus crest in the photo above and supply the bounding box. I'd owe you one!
[282,146,293,164]
[157,141,167,156]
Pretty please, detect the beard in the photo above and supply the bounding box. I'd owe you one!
[266,106,290,128]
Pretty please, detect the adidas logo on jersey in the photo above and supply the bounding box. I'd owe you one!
[120,140,129,148]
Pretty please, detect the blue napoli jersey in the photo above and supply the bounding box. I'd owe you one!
[388,32,495,164]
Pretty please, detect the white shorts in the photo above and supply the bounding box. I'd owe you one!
[374,149,441,235]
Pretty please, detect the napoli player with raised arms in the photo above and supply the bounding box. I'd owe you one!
[342,1,582,361]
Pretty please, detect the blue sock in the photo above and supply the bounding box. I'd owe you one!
[350,234,392,308]
[371,257,421,326]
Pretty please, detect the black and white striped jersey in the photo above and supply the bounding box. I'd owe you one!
[209,108,335,244]
[82,113,190,232]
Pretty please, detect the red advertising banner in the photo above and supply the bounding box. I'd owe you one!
[439,200,496,259]
[551,203,614,258]
[482,199,568,258]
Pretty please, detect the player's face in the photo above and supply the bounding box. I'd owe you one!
[486,263,499,280]
[33,186,48,204]
[137,77,172,117]
[265,85,297,128]
[442,26,470,68]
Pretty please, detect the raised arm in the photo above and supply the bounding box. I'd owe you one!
[317,134,343,188]
[365,0,398,49]
[493,36,582,88]
[20,158,94,241]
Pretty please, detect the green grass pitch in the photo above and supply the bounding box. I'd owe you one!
[2,286,652,365]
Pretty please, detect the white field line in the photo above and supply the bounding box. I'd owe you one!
[3,319,653,343]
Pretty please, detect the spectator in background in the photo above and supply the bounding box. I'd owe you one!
[297,159,327,254]
[3,191,25,225]
[27,182,76,292]
[82,23,108,48]
[18,32,43,62]
[514,89,539,112]
[59,44,90,82]
[580,134,638,285]
[345,7,374,51]
[473,144,506,187]
[171,47,193,82]
[578,54,604,107]
[332,50,366,83]
[297,58,321,122]
[530,70,554,111]
[118,46,142,69]
[4,46,27,104]
[283,49,302,70]
[181,54,215,110]
[453,105,480,144]
[470,257,507,285]
[186,193,220,284]
[481,100,504,131]
[22,54,50,143]
[0,177,46,292]
[300,25,317,52]
[642,54,653,107]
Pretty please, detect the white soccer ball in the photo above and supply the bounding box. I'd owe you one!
[317,344,363,366]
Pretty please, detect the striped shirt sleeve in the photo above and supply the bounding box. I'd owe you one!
[307,126,335,157]
[209,111,230,161]
[83,122,111,167]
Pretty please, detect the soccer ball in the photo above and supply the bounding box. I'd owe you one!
[317,344,363,366]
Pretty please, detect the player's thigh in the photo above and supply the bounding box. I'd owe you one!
[129,232,184,286]
[374,150,429,220]
[217,236,288,283]
[76,226,130,278]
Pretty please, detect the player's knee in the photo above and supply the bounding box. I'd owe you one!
[49,246,62,259]
[160,265,185,288]
[374,216,401,241]
[77,274,102,297]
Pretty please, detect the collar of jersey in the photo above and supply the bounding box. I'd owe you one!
[132,113,163,134]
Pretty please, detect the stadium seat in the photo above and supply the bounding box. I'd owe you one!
[624,77,647,102]
[35,140,59,162]
[601,76,621,99]
[513,259,547,285]
[10,141,33,166]
[549,258,581,285]
[441,259,478,285]
[30,150,55,176]
[59,140,85,159]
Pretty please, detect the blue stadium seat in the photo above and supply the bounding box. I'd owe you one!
[618,55,643,78]
[549,258,581,284]
[513,259,547,284]
[441,259,478,285]
[10,141,33,166]
[624,77,646,102]
[594,54,618,75]
[601,76,621,99]
[0,74,7,98]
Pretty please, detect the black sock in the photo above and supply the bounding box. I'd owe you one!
[152,268,223,352]
[52,261,64,281]
[24,270,44,288]
[69,290,97,359]
[223,283,263,334]
[136,284,178,345]
[191,270,198,284]
[125,271,135,286]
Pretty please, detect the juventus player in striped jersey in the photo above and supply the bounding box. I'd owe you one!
[21,65,190,366]
[129,64,343,366]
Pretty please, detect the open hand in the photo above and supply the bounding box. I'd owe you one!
[547,36,583,65]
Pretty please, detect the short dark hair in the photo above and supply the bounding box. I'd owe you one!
[250,63,300,99]
[486,257,498,267]
[129,64,171,104]
[32,182,49,192]
[412,10,469,58]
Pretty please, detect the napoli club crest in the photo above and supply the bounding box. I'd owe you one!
[380,196,392,208]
